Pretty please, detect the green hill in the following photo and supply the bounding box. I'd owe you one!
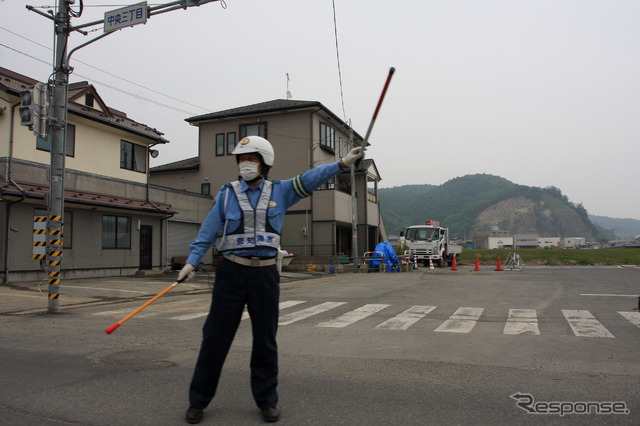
[379,174,600,239]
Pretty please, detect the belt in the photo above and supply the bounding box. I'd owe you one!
[224,254,277,267]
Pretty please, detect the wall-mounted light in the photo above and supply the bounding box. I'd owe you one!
[149,149,159,158]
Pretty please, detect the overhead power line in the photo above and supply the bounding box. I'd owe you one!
[1,26,212,114]
[331,0,348,123]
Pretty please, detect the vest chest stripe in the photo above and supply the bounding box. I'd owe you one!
[215,181,281,252]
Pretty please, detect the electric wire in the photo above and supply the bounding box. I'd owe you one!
[2,39,321,143]
[1,2,351,144]
[331,0,348,123]
[1,27,212,114]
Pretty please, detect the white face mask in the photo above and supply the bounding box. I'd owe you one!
[239,161,261,181]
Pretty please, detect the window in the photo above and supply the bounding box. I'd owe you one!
[318,177,335,190]
[239,122,267,139]
[320,122,335,152]
[120,141,146,173]
[216,133,225,156]
[226,132,237,155]
[201,182,210,195]
[339,137,344,157]
[102,215,131,249]
[37,123,76,157]
[85,93,94,107]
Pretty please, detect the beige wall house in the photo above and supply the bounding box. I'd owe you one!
[151,100,386,259]
[0,66,210,282]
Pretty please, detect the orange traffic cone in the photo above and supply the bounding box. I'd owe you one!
[429,258,435,270]
[450,255,458,271]
[495,256,503,271]
[474,256,480,271]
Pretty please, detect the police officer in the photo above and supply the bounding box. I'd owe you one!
[178,136,364,424]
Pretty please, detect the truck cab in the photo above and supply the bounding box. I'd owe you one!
[404,220,461,267]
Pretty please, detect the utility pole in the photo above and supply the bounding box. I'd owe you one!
[349,125,358,272]
[46,0,71,313]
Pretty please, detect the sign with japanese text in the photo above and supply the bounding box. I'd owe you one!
[104,2,148,33]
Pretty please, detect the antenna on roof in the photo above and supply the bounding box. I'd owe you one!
[286,73,292,100]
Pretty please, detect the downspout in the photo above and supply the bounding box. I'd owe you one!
[4,103,27,283]
[308,108,321,256]
[159,213,174,272]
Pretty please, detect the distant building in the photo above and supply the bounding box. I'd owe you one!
[538,237,561,248]
[472,234,513,249]
[513,234,539,249]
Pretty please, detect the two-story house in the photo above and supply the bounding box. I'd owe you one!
[150,99,386,261]
[0,66,210,283]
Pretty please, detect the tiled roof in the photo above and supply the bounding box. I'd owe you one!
[185,99,365,143]
[1,178,175,215]
[186,99,322,122]
[150,156,199,174]
[0,66,168,143]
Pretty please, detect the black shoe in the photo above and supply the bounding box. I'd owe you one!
[261,407,280,422]
[185,407,203,424]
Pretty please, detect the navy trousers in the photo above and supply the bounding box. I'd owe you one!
[188,258,280,410]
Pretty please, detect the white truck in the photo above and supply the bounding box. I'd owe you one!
[404,220,462,267]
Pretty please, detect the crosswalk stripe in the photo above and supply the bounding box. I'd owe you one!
[171,312,209,321]
[92,309,130,317]
[618,311,640,328]
[375,306,437,330]
[562,310,614,338]
[503,309,540,335]
[279,302,347,326]
[93,299,638,338]
[435,307,484,333]
[317,304,390,328]
[242,300,307,321]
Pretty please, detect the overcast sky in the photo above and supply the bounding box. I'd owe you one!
[2,0,639,220]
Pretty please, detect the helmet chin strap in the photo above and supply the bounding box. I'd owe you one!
[239,175,263,184]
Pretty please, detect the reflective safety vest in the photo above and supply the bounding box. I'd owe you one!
[215,180,281,252]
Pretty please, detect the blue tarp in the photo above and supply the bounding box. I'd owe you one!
[369,241,400,271]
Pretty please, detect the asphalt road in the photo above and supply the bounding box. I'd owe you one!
[1,266,638,425]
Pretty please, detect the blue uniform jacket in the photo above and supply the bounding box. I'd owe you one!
[187,161,343,266]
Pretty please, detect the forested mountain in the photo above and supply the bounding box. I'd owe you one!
[378,174,600,239]
[589,215,640,240]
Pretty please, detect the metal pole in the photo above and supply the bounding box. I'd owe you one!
[47,1,70,313]
[349,123,358,272]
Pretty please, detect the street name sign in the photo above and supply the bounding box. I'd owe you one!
[104,2,148,33]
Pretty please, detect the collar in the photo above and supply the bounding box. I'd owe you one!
[240,178,264,192]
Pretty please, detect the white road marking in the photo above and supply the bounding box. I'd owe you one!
[375,306,437,330]
[172,312,209,321]
[241,300,307,320]
[580,294,637,297]
[64,286,146,294]
[317,304,390,328]
[92,309,132,317]
[562,310,614,338]
[174,301,308,321]
[278,302,347,325]
[503,309,540,335]
[618,311,640,328]
[435,307,484,333]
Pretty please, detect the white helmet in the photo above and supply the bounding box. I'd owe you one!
[231,136,275,167]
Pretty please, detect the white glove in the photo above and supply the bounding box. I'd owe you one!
[177,263,196,282]
[341,147,365,168]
